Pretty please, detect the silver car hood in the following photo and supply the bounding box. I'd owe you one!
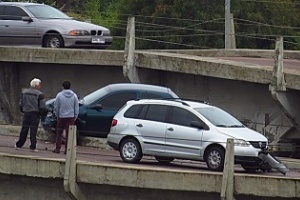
[216,127,268,142]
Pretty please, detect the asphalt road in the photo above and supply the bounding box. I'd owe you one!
[1,134,300,178]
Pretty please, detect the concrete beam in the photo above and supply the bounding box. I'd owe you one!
[0,47,124,66]
[1,47,300,90]
[135,51,274,84]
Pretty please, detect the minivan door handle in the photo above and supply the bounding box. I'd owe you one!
[167,127,174,131]
[136,124,143,128]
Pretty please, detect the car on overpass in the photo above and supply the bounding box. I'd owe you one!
[42,83,178,140]
[0,2,112,48]
[107,99,273,172]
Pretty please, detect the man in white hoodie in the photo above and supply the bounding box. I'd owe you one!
[53,80,79,154]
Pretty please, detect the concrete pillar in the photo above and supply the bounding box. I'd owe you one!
[0,63,20,124]
[225,0,231,49]
[64,125,86,200]
[230,13,236,49]
[221,138,235,200]
[123,17,141,83]
[268,36,300,150]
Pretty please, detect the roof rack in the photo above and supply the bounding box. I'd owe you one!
[134,98,209,107]
[179,98,209,105]
[159,98,209,106]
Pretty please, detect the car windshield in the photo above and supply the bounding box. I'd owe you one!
[195,107,244,128]
[26,5,71,19]
[80,87,108,105]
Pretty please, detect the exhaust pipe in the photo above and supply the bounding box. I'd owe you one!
[258,152,289,175]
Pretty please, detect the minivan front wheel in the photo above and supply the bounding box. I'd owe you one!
[205,146,225,171]
[120,138,142,163]
[43,33,64,48]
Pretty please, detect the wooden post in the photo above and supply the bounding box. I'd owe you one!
[221,138,235,200]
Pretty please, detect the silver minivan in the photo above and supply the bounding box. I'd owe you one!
[107,99,270,172]
[0,2,112,48]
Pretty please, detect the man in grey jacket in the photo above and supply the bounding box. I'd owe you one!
[53,80,79,154]
[15,78,47,152]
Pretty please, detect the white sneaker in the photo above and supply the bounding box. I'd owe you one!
[30,149,38,152]
[14,144,20,150]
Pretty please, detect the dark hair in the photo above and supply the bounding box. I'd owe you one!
[62,80,71,89]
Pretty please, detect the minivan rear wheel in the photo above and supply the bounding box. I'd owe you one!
[120,138,142,163]
[205,146,225,171]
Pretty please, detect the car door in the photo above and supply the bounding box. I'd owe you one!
[133,104,169,155]
[0,6,6,43]
[80,91,137,137]
[165,107,204,159]
[1,6,37,45]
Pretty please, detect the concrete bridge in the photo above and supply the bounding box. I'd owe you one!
[1,46,300,151]
[1,46,300,199]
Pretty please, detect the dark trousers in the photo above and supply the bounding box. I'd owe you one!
[16,112,40,149]
[54,117,75,153]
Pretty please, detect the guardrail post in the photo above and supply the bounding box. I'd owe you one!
[123,16,141,83]
[63,125,86,200]
[220,138,235,200]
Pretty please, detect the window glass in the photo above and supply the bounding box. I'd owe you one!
[26,5,70,19]
[124,105,142,118]
[0,6,4,20]
[140,92,168,99]
[81,87,108,105]
[100,92,137,109]
[145,105,168,123]
[137,105,148,119]
[195,107,243,127]
[170,107,200,127]
[5,6,28,20]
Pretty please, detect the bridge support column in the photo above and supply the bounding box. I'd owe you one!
[269,37,300,149]
[64,125,86,200]
[123,17,141,83]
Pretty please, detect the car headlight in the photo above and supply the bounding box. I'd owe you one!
[68,30,90,36]
[103,30,110,36]
[234,139,250,147]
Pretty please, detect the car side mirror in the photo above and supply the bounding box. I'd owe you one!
[191,121,209,130]
[22,16,33,22]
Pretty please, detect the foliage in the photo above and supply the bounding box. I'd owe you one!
[14,0,300,50]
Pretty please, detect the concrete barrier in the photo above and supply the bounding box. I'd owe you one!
[0,152,300,199]
[0,124,110,149]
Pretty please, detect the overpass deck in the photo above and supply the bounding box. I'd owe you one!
[0,133,300,199]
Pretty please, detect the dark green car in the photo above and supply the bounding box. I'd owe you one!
[42,83,178,138]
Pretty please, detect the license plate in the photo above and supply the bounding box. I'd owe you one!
[91,37,105,44]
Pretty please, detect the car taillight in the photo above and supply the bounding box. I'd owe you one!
[111,119,118,127]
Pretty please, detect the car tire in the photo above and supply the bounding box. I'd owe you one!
[120,138,142,163]
[155,156,174,164]
[43,33,64,48]
[205,146,225,171]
